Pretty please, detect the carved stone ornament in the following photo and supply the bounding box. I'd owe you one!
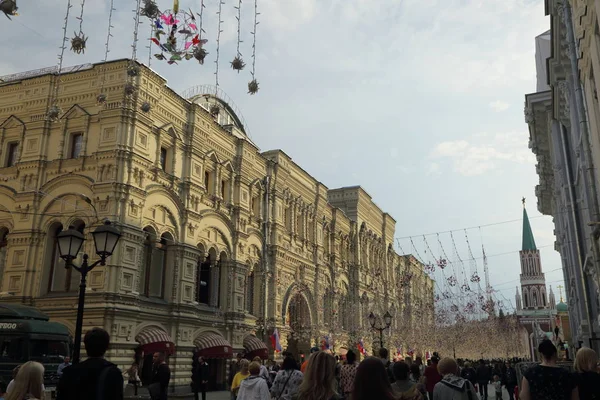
[524,104,535,124]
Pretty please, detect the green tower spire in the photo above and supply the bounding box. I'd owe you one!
[522,198,537,251]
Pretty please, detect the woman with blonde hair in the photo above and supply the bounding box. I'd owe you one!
[296,351,338,400]
[574,347,600,400]
[5,361,45,400]
[231,358,250,400]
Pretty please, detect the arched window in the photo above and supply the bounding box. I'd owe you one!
[140,227,167,298]
[47,221,84,293]
[217,251,228,308]
[532,290,538,307]
[197,251,211,305]
[523,288,529,308]
[246,270,255,315]
[323,288,333,326]
[0,227,9,289]
[285,207,292,232]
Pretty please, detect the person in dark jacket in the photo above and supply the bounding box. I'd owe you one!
[56,327,124,400]
[460,362,477,387]
[476,360,491,400]
[502,361,518,400]
[150,352,171,400]
[192,353,210,400]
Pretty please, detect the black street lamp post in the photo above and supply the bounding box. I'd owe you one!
[368,311,392,350]
[57,220,121,364]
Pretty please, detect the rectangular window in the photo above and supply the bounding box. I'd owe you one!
[70,133,83,159]
[221,180,226,199]
[160,147,167,170]
[6,143,18,167]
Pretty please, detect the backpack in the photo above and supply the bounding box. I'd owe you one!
[96,365,118,400]
[386,361,396,383]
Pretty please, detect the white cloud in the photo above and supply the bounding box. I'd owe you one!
[430,132,535,176]
[489,100,510,112]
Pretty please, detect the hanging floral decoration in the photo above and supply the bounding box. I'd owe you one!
[47,105,62,122]
[141,0,160,18]
[124,82,137,96]
[96,0,115,106]
[149,7,207,65]
[140,101,152,113]
[437,258,447,269]
[47,0,72,122]
[70,0,88,54]
[1,0,18,19]
[247,0,259,94]
[231,0,245,72]
[193,0,208,64]
[470,273,480,283]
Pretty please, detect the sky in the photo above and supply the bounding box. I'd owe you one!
[0,0,563,311]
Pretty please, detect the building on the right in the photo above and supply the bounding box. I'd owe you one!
[525,0,600,351]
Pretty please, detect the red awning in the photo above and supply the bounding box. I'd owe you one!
[243,335,268,360]
[194,332,233,359]
[135,327,175,355]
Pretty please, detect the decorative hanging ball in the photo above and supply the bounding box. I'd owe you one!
[70,32,88,54]
[96,93,107,105]
[247,79,259,95]
[0,0,18,20]
[127,63,141,77]
[47,105,62,122]
[209,104,220,117]
[140,0,160,19]
[231,56,245,72]
[193,46,208,64]
[140,102,152,113]
[124,82,137,96]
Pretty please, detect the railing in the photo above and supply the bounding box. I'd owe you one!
[0,63,94,84]
[180,84,253,141]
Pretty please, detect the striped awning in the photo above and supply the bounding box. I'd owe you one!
[243,335,268,360]
[243,335,267,352]
[136,327,172,345]
[194,332,233,359]
[135,327,174,355]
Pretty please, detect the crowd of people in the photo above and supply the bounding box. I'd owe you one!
[0,327,170,400]
[226,340,600,400]
[4,328,600,400]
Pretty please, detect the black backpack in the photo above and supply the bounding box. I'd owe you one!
[386,361,395,383]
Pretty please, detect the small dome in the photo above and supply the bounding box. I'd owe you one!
[557,301,568,312]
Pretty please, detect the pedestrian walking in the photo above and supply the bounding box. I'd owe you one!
[5,361,45,400]
[296,351,339,400]
[351,357,396,400]
[339,350,358,398]
[573,347,600,400]
[476,360,491,400]
[231,359,250,400]
[270,356,303,400]
[502,361,518,400]
[56,327,123,400]
[432,357,478,400]
[57,357,71,378]
[424,356,442,400]
[237,362,270,400]
[493,375,502,400]
[126,362,141,396]
[192,354,210,400]
[519,340,577,400]
[149,352,170,400]
[392,361,423,400]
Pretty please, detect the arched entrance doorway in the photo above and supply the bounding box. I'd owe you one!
[286,292,312,359]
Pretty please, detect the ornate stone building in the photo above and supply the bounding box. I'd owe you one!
[525,0,600,352]
[0,59,433,392]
